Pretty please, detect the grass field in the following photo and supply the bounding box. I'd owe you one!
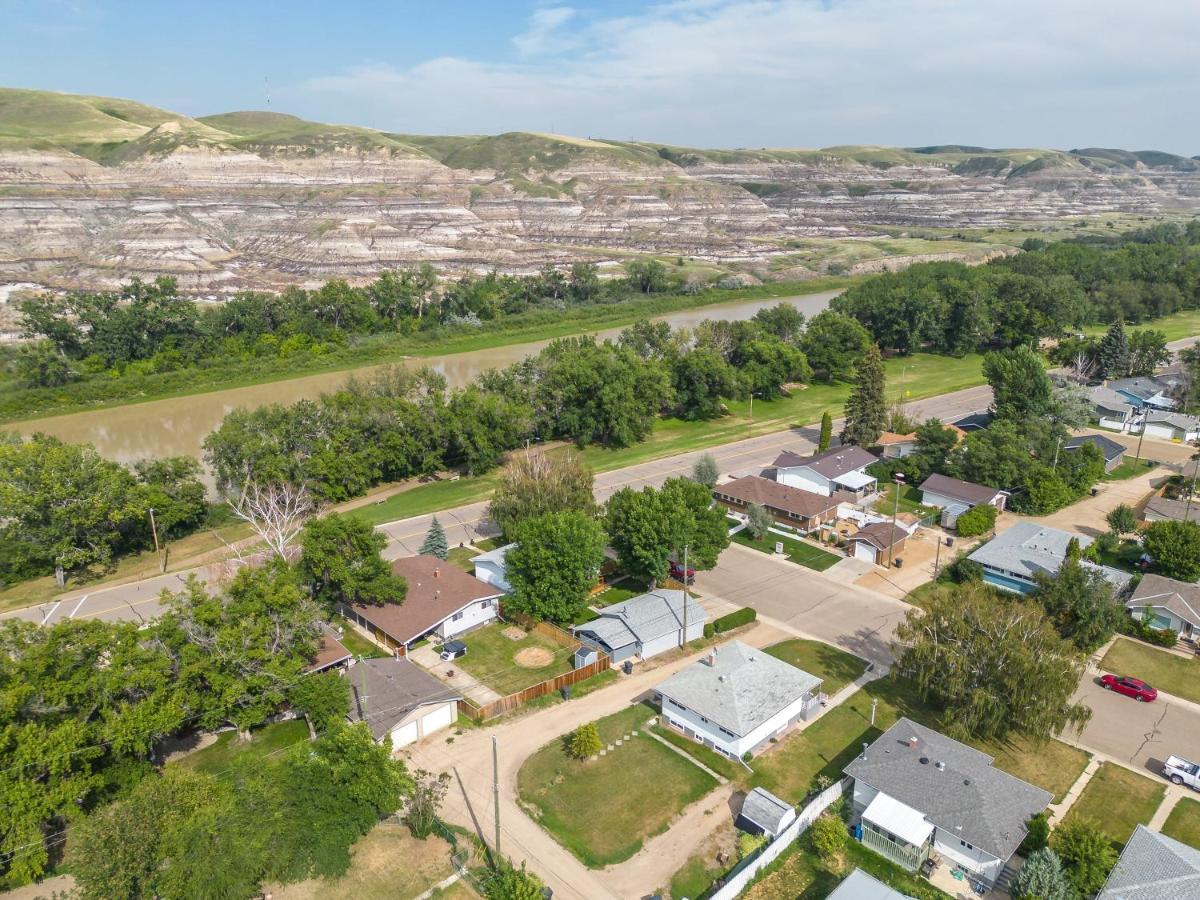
[877,482,941,520]
[454,622,574,696]
[1103,458,1157,481]
[762,639,868,697]
[651,723,744,781]
[590,580,642,608]
[732,530,842,571]
[517,703,719,867]
[1064,762,1164,848]
[334,617,389,659]
[668,828,739,900]
[173,719,309,775]
[1162,796,1200,849]
[446,546,477,572]
[1100,637,1200,704]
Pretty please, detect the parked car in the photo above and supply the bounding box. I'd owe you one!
[1100,673,1158,702]
[439,639,468,661]
[668,561,696,584]
[1163,755,1200,790]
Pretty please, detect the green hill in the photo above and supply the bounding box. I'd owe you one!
[200,111,427,156]
[0,87,199,147]
[396,131,669,173]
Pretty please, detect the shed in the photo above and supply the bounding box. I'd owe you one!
[738,787,797,837]
[573,644,600,669]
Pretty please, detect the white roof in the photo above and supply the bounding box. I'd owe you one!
[862,792,934,848]
[834,470,877,490]
[470,543,515,565]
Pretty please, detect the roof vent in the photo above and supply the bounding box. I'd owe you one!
[919,757,929,765]
[935,760,946,771]
[964,778,971,786]
[717,674,725,682]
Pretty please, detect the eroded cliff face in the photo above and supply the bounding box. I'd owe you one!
[1,114,1199,298]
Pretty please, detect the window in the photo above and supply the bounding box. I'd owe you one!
[960,839,974,850]
[700,716,709,723]
[718,726,735,737]
[451,611,464,621]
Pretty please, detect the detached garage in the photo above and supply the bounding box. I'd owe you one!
[347,657,461,751]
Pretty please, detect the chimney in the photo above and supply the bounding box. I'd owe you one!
[435,589,441,599]
[861,742,868,760]
[1102,379,1109,388]
[434,567,441,578]
[706,649,717,667]
[908,736,919,749]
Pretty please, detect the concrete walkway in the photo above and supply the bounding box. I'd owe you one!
[1047,756,1102,825]
[1149,785,1193,831]
[644,728,732,785]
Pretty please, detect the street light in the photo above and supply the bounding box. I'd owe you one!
[888,473,905,569]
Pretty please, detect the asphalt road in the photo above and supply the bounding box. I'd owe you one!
[1072,675,1200,776]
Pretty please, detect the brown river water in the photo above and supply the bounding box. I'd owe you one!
[11,289,841,470]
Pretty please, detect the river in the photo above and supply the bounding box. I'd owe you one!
[11,288,841,468]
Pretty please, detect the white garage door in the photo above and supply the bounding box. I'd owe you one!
[854,542,877,563]
[421,703,454,736]
[390,720,419,750]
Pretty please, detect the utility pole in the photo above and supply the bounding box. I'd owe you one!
[1186,441,1200,521]
[492,736,501,862]
[1133,413,1147,466]
[681,543,689,648]
[888,473,904,569]
[148,507,164,573]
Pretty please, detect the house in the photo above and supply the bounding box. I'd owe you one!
[471,543,515,593]
[844,717,1051,887]
[1097,824,1200,899]
[1126,573,1200,641]
[827,870,915,900]
[305,623,353,673]
[738,786,797,838]
[1142,410,1200,443]
[341,555,504,654]
[1108,376,1178,411]
[949,411,993,432]
[1064,433,1127,473]
[655,640,822,759]
[573,589,706,663]
[918,473,1008,529]
[1089,384,1139,432]
[773,446,879,499]
[346,657,461,750]
[967,521,1133,595]
[846,521,911,568]
[1142,495,1200,525]
[714,475,846,533]
[875,431,918,459]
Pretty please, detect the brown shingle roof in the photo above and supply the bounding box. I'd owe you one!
[848,521,907,551]
[875,431,917,446]
[307,624,352,673]
[773,445,879,478]
[716,475,843,519]
[346,555,502,645]
[919,473,1004,507]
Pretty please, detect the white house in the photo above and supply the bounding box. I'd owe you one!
[655,640,823,759]
[574,589,705,663]
[918,473,1007,528]
[1126,573,1200,642]
[773,446,879,500]
[967,521,1132,595]
[346,657,461,750]
[471,543,515,592]
[1142,411,1200,443]
[845,718,1051,887]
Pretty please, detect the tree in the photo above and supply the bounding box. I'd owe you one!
[1128,329,1170,375]
[489,450,595,541]
[1143,520,1200,581]
[691,453,719,488]
[505,511,607,623]
[841,344,886,446]
[1020,812,1051,855]
[226,479,314,560]
[484,861,546,900]
[1094,320,1131,379]
[606,477,730,582]
[818,410,833,452]
[568,722,603,759]
[288,671,351,740]
[908,419,959,480]
[953,504,996,537]
[299,512,406,607]
[1010,848,1074,900]
[420,516,449,559]
[1049,381,1095,431]
[983,346,1053,422]
[746,503,774,540]
[801,310,871,382]
[1107,503,1138,536]
[893,586,1091,742]
[15,339,77,387]
[671,348,739,419]
[1051,817,1118,897]
[752,303,806,342]
[1034,556,1125,652]
[809,813,848,866]
[405,769,451,839]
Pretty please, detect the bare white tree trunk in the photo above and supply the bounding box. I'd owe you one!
[227,480,315,561]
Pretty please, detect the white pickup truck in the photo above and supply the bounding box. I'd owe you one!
[1163,755,1200,789]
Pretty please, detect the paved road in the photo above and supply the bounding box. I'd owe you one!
[1072,676,1200,776]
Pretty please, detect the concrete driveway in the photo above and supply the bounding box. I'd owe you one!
[1071,676,1200,776]
[695,542,909,666]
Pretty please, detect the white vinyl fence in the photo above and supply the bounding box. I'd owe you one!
[707,777,848,900]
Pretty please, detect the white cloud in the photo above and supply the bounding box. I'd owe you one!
[293,0,1200,152]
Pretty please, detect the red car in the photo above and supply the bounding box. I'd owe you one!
[669,561,696,585]
[1101,674,1158,702]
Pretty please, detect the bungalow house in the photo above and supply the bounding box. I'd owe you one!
[471,543,515,593]
[305,623,353,674]
[1142,495,1200,525]
[847,521,912,568]
[656,640,822,759]
[967,521,1133,595]
[574,589,706,663]
[346,657,461,750]
[1098,824,1200,899]
[1126,573,1200,642]
[827,870,915,900]
[918,473,1007,529]
[1108,376,1178,411]
[714,475,845,533]
[1089,384,1139,432]
[875,431,918,459]
[1064,433,1127,473]
[773,446,879,500]
[341,555,503,654]
[738,786,797,838]
[845,718,1051,888]
[1142,410,1200,443]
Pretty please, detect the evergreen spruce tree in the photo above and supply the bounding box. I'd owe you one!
[841,345,887,447]
[420,516,449,559]
[818,410,833,452]
[1095,321,1130,379]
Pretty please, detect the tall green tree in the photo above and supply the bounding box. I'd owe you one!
[1107,503,1138,535]
[299,512,406,607]
[1050,817,1118,897]
[691,453,719,488]
[801,310,872,382]
[818,410,833,452]
[505,511,607,624]
[1094,320,1131,379]
[489,450,595,541]
[1010,848,1074,900]
[670,348,739,419]
[420,516,450,559]
[983,345,1053,422]
[1143,519,1200,581]
[746,503,774,541]
[841,344,886,446]
[606,477,729,582]
[287,671,351,740]
[1128,328,1170,375]
[893,585,1091,742]
[15,340,77,387]
[1033,555,1125,651]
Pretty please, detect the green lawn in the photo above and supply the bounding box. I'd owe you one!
[1094,538,1149,574]
[651,723,744,781]
[173,719,309,775]
[733,530,842,572]
[1064,762,1164,848]
[590,580,642,608]
[446,546,477,572]
[1103,458,1157,481]
[1100,637,1200,704]
[334,617,389,659]
[1084,309,1200,344]
[453,622,574,696]
[877,481,941,521]
[1162,796,1200,849]
[762,639,868,697]
[517,703,719,867]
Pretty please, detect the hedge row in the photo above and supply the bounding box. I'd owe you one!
[712,607,757,633]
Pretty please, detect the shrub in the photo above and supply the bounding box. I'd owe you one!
[703,622,715,639]
[483,861,545,900]
[712,607,757,633]
[1011,848,1073,900]
[809,813,848,865]
[954,504,997,537]
[943,554,984,584]
[1019,812,1050,855]
[738,831,768,860]
[567,723,602,759]
[1051,817,1118,897]
[1120,610,1179,647]
[746,503,774,540]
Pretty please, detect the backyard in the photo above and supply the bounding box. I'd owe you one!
[1100,637,1200,704]
[1103,458,1157,481]
[334,616,389,659]
[762,639,868,697]
[516,703,720,867]
[1063,762,1165,848]
[453,622,575,697]
[1163,797,1200,849]
[589,579,642,609]
[876,481,941,521]
[173,719,309,775]
[732,530,842,572]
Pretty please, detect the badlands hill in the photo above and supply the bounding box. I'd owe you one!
[1,87,1199,294]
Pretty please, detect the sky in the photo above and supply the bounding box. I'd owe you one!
[2,0,1198,153]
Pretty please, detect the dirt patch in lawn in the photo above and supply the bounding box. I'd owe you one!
[515,646,556,668]
[501,625,527,641]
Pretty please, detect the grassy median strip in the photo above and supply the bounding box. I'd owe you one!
[1064,762,1164,848]
[1100,637,1200,704]
[732,530,842,571]
[1162,797,1200,849]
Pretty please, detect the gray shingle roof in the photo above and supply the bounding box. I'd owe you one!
[919,473,1004,507]
[827,869,915,900]
[1144,495,1200,524]
[740,786,794,834]
[1109,377,1174,402]
[773,445,879,479]
[968,521,1132,588]
[655,640,822,737]
[1128,573,1200,629]
[1064,433,1127,462]
[1145,410,1200,431]
[844,718,1051,861]
[949,411,993,431]
[346,657,460,740]
[1099,824,1200,900]
[1089,385,1135,416]
[576,589,706,650]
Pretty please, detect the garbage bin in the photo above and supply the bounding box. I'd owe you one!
[622,660,633,675]
[560,685,571,701]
